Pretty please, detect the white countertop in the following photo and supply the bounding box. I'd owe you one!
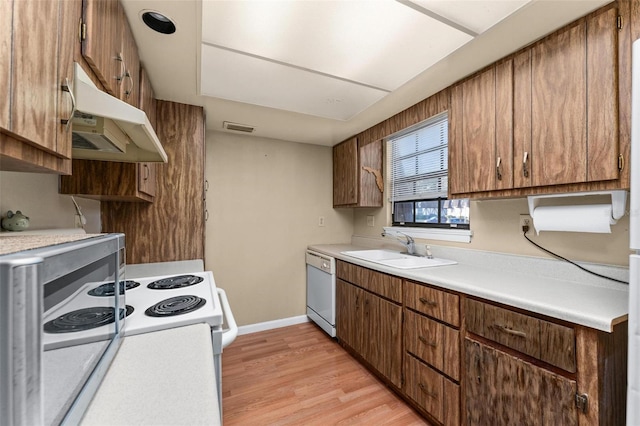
[309,243,629,332]
[80,323,220,426]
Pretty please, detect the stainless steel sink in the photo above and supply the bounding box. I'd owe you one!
[341,249,457,269]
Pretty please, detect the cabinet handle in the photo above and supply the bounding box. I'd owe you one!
[493,324,527,338]
[496,156,502,180]
[205,209,209,222]
[523,152,529,178]
[418,335,437,348]
[115,53,126,82]
[143,164,150,180]
[124,70,134,97]
[60,78,76,131]
[418,297,437,307]
[418,383,438,399]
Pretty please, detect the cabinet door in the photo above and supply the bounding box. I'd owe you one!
[364,292,402,388]
[137,163,156,197]
[464,338,577,426]
[333,137,358,206]
[531,21,587,186]
[336,279,363,354]
[585,6,618,182]
[462,67,496,193]
[358,140,383,207]
[0,0,11,130]
[82,0,120,96]
[8,0,61,155]
[119,3,140,107]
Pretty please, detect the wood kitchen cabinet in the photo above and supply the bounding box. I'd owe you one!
[524,6,619,187]
[449,60,513,194]
[449,1,627,199]
[465,338,578,426]
[335,261,402,388]
[464,297,627,426]
[0,0,74,173]
[82,0,139,106]
[403,281,461,425]
[333,138,383,208]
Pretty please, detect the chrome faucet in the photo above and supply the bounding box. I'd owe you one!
[381,231,416,255]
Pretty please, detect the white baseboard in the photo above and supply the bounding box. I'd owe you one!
[237,315,309,336]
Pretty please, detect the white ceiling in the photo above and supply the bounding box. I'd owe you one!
[121,0,610,146]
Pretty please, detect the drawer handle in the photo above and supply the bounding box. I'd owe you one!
[418,383,438,399]
[418,297,437,307]
[418,336,437,348]
[494,324,527,338]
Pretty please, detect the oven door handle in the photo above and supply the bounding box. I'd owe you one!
[218,288,238,349]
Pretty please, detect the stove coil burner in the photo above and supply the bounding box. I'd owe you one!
[145,295,206,317]
[147,274,204,290]
[44,305,134,334]
[88,280,140,297]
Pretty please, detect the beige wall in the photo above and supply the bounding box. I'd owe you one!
[354,197,630,266]
[0,171,101,233]
[205,131,354,326]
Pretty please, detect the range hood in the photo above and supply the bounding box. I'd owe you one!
[70,63,168,163]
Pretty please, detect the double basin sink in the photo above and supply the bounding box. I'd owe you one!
[341,249,457,270]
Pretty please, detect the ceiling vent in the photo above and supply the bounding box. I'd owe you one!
[223,121,255,133]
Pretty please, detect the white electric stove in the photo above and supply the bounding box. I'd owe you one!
[43,271,223,350]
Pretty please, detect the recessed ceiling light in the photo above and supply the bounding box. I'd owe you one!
[141,10,176,35]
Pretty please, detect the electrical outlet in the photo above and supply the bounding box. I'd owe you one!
[519,214,532,233]
[367,215,375,227]
[318,216,325,227]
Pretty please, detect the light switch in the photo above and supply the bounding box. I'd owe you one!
[367,215,375,227]
[318,216,325,227]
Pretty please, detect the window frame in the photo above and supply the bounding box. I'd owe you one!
[387,112,469,231]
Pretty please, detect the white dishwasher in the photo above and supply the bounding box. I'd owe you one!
[306,250,336,337]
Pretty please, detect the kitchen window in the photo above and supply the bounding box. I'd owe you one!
[388,112,470,230]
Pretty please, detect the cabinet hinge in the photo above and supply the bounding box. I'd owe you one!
[619,154,625,172]
[617,15,623,30]
[575,393,588,414]
[79,20,86,42]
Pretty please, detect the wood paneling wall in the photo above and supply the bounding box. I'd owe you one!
[101,101,205,264]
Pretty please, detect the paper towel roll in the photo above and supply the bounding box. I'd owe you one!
[532,204,614,234]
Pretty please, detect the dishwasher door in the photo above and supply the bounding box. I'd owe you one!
[305,250,336,337]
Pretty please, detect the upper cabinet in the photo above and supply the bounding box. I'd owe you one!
[0,0,75,174]
[333,138,384,208]
[450,2,626,199]
[82,0,139,106]
[449,60,513,194]
[528,7,619,187]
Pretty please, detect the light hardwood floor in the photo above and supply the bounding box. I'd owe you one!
[222,322,428,425]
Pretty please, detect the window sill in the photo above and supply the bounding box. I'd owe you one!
[383,226,472,243]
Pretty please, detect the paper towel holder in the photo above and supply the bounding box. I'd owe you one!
[527,190,627,223]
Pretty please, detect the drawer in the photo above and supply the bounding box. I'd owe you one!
[404,354,460,426]
[464,298,576,373]
[336,260,357,283]
[337,261,402,303]
[356,267,402,303]
[404,310,459,380]
[404,280,460,327]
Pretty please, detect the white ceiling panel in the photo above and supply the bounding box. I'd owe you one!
[200,44,390,120]
[201,0,473,90]
[409,0,529,34]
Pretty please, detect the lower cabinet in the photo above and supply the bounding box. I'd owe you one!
[335,260,628,426]
[336,269,402,388]
[465,337,577,426]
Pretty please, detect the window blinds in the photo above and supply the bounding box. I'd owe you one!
[389,113,448,202]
